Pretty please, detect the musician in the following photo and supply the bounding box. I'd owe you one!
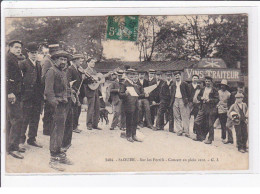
[66,54,91,133]
[192,76,219,144]
[118,70,126,130]
[136,71,152,128]
[170,71,191,137]
[45,50,73,171]
[19,42,44,149]
[41,43,60,136]
[6,40,24,159]
[85,58,102,130]
[156,71,174,132]
[119,69,143,142]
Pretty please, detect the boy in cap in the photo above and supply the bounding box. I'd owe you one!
[119,69,143,142]
[19,42,44,149]
[6,40,24,159]
[217,79,231,143]
[227,93,248,153]
[45,50,73,171]
[193,76,219,144]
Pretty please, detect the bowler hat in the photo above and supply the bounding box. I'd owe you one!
[72,54,84,61]
[51,50,72,60]
[8,40,23,47]
[26,42,38,52]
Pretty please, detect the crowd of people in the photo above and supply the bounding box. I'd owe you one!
[6,40,249,172]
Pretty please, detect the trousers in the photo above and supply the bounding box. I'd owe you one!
[156,102,174,131]
[86,90,100,128]
[218,113,227,140]
[234,121,248,150]
[6,100,23,152]
[62,100,73,148]
[111,100,122,129]
[50,102,68,156]
[194,103,218,141]
[173,98,190,135]
[138,99,152,127]
[125,108,138,138]
[72,103,81,130]
[120,103,126,129]
[20,98,42,144]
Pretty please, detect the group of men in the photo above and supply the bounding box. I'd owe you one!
[6,40,249,172]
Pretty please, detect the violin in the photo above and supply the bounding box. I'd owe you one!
[77,66,96,83]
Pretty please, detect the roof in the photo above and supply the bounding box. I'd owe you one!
[93,60,197,72]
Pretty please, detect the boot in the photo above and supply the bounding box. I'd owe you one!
[132,135,142,142]
[49,157,65,171]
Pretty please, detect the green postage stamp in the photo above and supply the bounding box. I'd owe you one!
[106,16,139,41]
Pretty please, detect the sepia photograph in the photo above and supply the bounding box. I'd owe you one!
[4,13,249,173]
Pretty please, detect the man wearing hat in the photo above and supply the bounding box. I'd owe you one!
[6,40,24,159]
[41,43,60,136]
[119,68,143,142]
[156,71,174,132]
[227,93,248,153]
[217,79,231,143]
[66,53,90,134]
[193,76,219,144]
[224,81,248,144]
[19,42,44,149]
[170,71,191,137]
[44,50,73,171]
[108,70,123,130]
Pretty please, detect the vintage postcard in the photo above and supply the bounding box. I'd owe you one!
[2,4,255,176]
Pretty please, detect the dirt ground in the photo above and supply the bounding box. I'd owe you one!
[5,106,248,173]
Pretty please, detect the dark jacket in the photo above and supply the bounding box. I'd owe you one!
[197,86,219,114]
[19,59,44,102]
[119,79,144,112]
[41,55,54,83]
[6,52,23,99]
[66,65,90,100]
[108,80,120,105]
[150,79,164,103]
[188,83,200,103]
[44,65,68,106]
[170,81,190,106]
[160,81,172,103]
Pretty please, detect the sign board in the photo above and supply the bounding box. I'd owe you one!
[197,58,227,68]
[106,16,139,41]
[183,68,241,82]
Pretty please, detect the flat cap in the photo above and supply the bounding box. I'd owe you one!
[204,76,213,81]
[235,93,244,98]
[72,53,84,61]
[51,50,72,60]
[8,40,23,47]
[126,68,136,73]
[148,69,156,73]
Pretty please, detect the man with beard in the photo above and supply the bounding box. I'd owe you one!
[44,50,73,171]
[6,40,24,159]
[19,42,44,149]
[156,71,174,132]
[41,44,60,136]
[193,76,219,144]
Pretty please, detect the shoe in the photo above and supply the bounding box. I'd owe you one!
[169,129,175,133]
[204,140,212,144]
[110,127,115,130]
[87,126,92,130]
[184,134,190,138]
[139,123,144,128]
[61,144,72,153]
[221,139,226,143]
[238,149,245,153]
[192,137,203,142]
[19,144,26,153]
[59,156,74,165]
[73,128,82,133]
[43,130,50,136]
[126,137,134,143]
[49,157,65,171]
[132,135,143,142]
[223,141,233,144]
[27,141,43,148]
[9,151,24,159]
[93,126,102,130]
[177,132,183,136]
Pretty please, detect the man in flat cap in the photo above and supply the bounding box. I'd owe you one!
[170,71,191,137]
[6,40,25,159]
[119,68,143,142]
[227,93,248,153]
[44,50,73,171]
[193,76,219,144]
[41,43,60,136]
[19,42,44,149]
[156,71,174,132]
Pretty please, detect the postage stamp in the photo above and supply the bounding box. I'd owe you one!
[106,16,139,41]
